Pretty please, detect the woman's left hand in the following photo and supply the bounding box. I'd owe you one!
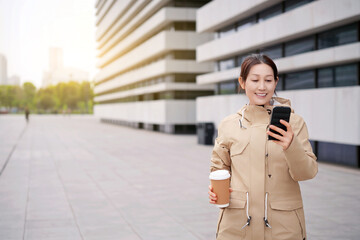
[267,119,294,150]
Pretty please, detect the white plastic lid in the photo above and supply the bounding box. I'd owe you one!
[209,170,230,180]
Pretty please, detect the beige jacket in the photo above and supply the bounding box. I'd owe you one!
[211,97,317,240]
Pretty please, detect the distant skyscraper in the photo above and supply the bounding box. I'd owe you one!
[49,48,63,72]
[0,54,7,85]
[42,48,89,87]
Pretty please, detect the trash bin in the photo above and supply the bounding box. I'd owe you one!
[197,122,215,145]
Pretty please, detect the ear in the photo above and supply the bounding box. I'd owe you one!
[275,76,279,87]
[238,77,245,89]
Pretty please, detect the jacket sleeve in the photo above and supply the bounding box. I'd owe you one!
[284,116,318,181]
[210,124,231,172]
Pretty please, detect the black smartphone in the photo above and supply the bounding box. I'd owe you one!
[268,106,291,140]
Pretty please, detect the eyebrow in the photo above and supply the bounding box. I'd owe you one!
[250,74,274,77]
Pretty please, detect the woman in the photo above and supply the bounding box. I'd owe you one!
[208,54,317,240]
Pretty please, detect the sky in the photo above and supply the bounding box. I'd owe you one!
[0,0,97,87]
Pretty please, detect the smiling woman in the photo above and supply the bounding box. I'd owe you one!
[208,54,318,240]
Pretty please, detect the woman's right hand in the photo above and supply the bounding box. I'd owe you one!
[209,185,232,204]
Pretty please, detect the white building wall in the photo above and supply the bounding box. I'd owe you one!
[94,100,196,124]
[197,0,360,62]
[196,87,360,145]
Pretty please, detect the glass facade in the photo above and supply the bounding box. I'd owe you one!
[318,23,358,49]
[219,80,238,95]
[260,44,283,59]
[285,36,315,57]
[317,141,359,167]
[285,70,315,90]
[219,58,236,71]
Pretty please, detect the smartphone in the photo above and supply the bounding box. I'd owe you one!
[268,106,291,140]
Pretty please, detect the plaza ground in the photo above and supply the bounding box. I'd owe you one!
[0,115,359,240]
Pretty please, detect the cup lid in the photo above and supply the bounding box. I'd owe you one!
[209,170,230,180]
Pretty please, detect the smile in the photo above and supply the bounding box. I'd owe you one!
[255,93,267,97]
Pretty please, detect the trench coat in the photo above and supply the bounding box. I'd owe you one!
[211,97,318,240]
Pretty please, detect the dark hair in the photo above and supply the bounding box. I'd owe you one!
[240,54,278,81]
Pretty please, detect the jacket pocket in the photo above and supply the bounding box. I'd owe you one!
[228,189,247,208]
[230,141,249,157]
[270,200,305,240]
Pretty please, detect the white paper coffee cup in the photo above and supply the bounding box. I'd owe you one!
[209,170,231,208]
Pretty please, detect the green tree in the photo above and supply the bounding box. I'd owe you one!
[37,88,56,111]
[23,82,37,109]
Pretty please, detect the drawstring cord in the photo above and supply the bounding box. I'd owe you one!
[239,108,247,129]
[241,192,251,229]
[264,192,272,228]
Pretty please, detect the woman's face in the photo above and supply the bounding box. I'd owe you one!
[239,63,278,106]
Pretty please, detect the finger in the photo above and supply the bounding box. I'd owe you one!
[229,188,233,193]
[269,124,287,136]
[208,190,217,198]
[279,120,291,130]
[267,130,284,141]
[209,185,213,191]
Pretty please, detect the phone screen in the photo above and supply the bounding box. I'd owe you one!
[268,106,291,140]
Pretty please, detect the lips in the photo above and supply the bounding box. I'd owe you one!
[255,93,267,97]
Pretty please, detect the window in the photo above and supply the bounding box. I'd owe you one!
[173,50,195,60]
[219,80,237,95]
[318,141,359,167]
[218,24,236,38]
[260,44,283,59]
[237,16,257,31]
[318,68,334,88]
[318,23,358,49]
[219,58,236,71]
[258,3,283,22]
[237,53,252,67]
[335,64,358,87]
[174,22,196,31]
[285,36,315,57]
[285,0,313,12]
[285,70,315,90]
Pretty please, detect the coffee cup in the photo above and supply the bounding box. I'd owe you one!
[209,170,230,208]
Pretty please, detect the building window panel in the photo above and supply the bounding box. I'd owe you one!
[318,141,359,167]
[218,24,236,38]
[335,64,358,87]
[260,44,283,59]
[258,3,283,22]
[318,23,358,49]
[237,16,257,31]
[318,67,334,88]
[219,80,237,95]
[285,36,315,57]
[285,0,313,12]
[219,58,235,71]
[285,70,315,90]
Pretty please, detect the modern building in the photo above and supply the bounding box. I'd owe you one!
[93,0,213,133]
[196,0,360,167]
[42,48,89,87]
[0,54,7,85]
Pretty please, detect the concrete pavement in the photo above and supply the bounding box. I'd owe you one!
[0,115,359,240]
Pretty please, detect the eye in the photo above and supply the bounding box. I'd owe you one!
[251,79,259,82]
[265,79,273,82]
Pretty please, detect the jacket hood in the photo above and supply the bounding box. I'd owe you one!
[237,97,294,125]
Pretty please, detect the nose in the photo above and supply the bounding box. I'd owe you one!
[258,80,266,90]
